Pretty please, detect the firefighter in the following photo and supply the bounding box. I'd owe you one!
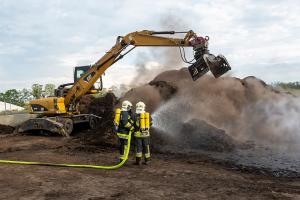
[133,101,152,165]
[114,100,134,162]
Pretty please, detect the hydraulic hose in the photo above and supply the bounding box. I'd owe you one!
[0,132,132,170]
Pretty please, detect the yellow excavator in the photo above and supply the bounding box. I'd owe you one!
[18,30,231,136]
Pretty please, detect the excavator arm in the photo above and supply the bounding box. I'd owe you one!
[65,30,231,109]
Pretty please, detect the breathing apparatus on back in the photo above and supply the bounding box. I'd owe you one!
[136,101,150,131]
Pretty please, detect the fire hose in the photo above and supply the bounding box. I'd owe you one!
[0,132,132,170]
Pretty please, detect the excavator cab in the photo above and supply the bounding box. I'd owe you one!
[74,65,90,82]
[55,66,103,97]
[74,65,103,93]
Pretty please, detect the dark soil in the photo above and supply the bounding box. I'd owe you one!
[0,124,14,134]
[0,135,300,200]
[73,93,119,147]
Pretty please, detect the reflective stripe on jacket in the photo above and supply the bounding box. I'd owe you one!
[117,132,130,139]
[134,130,150,138]
[115,110,134,138]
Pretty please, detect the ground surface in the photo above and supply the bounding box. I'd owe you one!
[1,134,300,200]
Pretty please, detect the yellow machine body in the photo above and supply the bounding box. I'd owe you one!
[114,108,121,126]
[30,97,67,115]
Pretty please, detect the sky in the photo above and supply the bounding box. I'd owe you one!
[0,0,299,92]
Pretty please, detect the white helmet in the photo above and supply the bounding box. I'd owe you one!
[121,100,132,111]
[136,101,146,114]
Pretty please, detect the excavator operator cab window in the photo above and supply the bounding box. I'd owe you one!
[74,65,103,92]
[76,69,85,80]
[74,65,90,82]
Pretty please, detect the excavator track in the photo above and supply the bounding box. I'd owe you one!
[18,114,101,136]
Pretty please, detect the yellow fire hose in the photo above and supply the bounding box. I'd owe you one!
[0,133,132,170]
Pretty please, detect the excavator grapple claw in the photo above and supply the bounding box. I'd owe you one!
[188,54,231,81]
[204,54,231,78]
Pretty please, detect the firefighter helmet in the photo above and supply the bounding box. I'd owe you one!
[121,100,132,111]
[136,101,146,113]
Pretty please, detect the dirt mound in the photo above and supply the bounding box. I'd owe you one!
[68,93,119,150]
[180,119,236,152]
[118,80,177,113]
[0,124,14,134]
[151,119,236,153]
[122,68,300,147]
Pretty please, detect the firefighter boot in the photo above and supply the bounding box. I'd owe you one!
[135,157,141,165]
[144,157,151,165]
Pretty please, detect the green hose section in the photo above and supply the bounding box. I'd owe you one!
[0,132,132,170]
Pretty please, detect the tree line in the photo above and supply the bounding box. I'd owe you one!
[273,82,300,89]
[0,84,55,107]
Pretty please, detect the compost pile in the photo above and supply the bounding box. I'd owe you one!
[122,68,300,148]
[79,68,299,153]
[0,124,14,135]
[67,93,119,150]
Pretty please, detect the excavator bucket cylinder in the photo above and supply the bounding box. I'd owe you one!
[188,54,231,81]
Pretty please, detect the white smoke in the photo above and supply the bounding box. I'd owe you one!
[236,97,300,149]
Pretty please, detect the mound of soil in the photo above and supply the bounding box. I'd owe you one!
[70,93,119,149]
[152,119,236,153]
[180,119,236,152]
[0,124,14,134]
[149,80,177,100]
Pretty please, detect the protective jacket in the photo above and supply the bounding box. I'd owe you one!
[114,109,134,161]
[116,110,134,139]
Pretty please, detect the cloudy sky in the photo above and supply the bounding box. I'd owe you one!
[0,0,299,91]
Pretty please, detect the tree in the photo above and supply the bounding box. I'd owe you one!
[0,89,23,106]
[32,84,43,99]
[44,84,55,97]
[19,88,33,103]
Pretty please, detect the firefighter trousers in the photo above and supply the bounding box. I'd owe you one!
[119,138,128,160]
[134,137,150,159]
